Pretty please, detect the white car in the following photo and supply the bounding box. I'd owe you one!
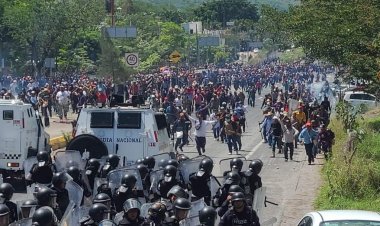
[343,91,377,109]
[297,210,380,226]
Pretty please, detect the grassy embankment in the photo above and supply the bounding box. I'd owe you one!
[315,109,380,210]
[278,47,305,63]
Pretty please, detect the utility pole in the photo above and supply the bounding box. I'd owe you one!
[196,23,200,67]
[111,0,115,26]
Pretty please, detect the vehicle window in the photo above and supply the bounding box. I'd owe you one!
[350,93,362,100]
[155,113,167,130]
[117,112,141,129]
[3,110,14,120]
[362,94,376,101]
[90,112,114,128]
[321,220,380,226]
[297,216,313,226]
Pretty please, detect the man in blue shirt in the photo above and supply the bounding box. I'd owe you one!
[299,122,318,165]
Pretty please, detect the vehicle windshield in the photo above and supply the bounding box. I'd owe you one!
[321,220,380,226]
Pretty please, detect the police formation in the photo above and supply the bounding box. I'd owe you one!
[2,152,264,226]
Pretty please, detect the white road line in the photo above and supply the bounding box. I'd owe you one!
[245,139,264,159]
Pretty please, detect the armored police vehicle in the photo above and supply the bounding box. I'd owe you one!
[67,105,173,166]
[0,99,50,178]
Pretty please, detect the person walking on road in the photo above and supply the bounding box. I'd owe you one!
[187,112,216,155]
[282,120,298,161]
[299,122,318,165]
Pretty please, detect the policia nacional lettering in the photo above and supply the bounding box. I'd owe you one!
[99,137,142,143]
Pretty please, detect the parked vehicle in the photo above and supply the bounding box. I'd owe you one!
[297,210,380,226]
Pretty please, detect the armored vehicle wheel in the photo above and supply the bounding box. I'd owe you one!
[66,134,108,159]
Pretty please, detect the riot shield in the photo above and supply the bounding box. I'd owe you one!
[261,217,277,226]
[107,168,143,195]
[9,218,32,226]
[140,203,153,218]
[66,180,84,207]
[179,215,200,226]
[99,219,117,226]
[178,156,211,184]
[189,198,206,218]
[54,150,85,171]
[218,156,248,178]
[23,157,37,176]
[209,176,221,198]
[152,153,172,170]
[252,186,266,219]
[149,169,164,194]
[60,201,75,226]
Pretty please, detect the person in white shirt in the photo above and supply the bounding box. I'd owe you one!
[209,109,221,141]
[282,120,299,161]
[56,86,70,121]
[187,112,216,155]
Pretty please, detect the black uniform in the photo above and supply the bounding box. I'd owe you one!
[246,174,262,196]
[219,206,260,226]
[4,200,17,223]
[118,215,145,226]
[50,187,70,216]
[30,164,54,184]
[157,180,180,199]
[213,184,232,208]
[189,173,212,205]
[113,187,142,212]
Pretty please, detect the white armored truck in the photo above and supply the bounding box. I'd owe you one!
[67,105,173,166]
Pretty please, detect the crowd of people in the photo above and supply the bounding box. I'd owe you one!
[0,58,338,225]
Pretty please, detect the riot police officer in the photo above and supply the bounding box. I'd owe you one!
[213,171,241,208]
[67,166,92,200]
[19,199,37,219]
[199,206,217,226]
[116,198,145,226]
[80,203,110,226]
[157,165,181,199]
[223,158,247,189]
[244,159,263,197]
[163,198,192,226]
[219,192,260,226]
[51,172,70,215]
[113,174,143,212]
[137,164,150,191]
[35,187,62,221]
[189,158,214,205]
[143,156,156,170]
[217,185,244,217]
[158,159,169,170]
[85,158,100,191]
[100,154,120,178]
[27,151,56,184]
[143,201,167,226]
[31,206,58,226]
[165,185,189,217]
[0,183,17,222]
[0,204,10,226]
[93,193,116,219]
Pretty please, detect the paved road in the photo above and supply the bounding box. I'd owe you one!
[13,89,322,226]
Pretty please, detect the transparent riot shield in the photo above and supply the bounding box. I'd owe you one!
[9,218,32,226]
[179,215,200,226]
[107,168,143,195]
[113,212,124,225]
[92,177,107,199]
[252,186,266,219]
[152,153,172,170]
[60,201,75,226]
[178,156,210,184]
[149,169,164,195]
[66,180,84,207]
[189,198,206,218]
[261,217,277,226]
[209,176,221,198]
[54,150,85,171]
[99,219,117,226]
[23,157,37,177]
[140,203,153,218]
[218,156,248,178]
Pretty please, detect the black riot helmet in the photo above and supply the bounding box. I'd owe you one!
[158,159,168,169]
[173,198,191,210]
[148,202,167,222]
[106,154,120,168]
[248,159,263,175]
[123,198,141,214]
[143,156,156,169]
[228,185,244,194]
[198,158,213,176]
[89,203,109,223]
[121,174,137,188]
[167,185,189,199]
[224,171,241,185]
[167,159,179,168]
[230,158,243,172]
[199,206,217,226]
[52,172,69,188]
[0,204,9,226]
[177,154,189,163]
[93,193,112,208]
[32,206,57,226]
[20,199,38,219]
[164,165,177,177]
[136,158,144,165]
[67,166,81,181]
[0,183,15,200]
[231,192,245,202]
[137,164,149,179]
[36,187,57,207]
[86,158,100,175]
[36,151,50,167]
